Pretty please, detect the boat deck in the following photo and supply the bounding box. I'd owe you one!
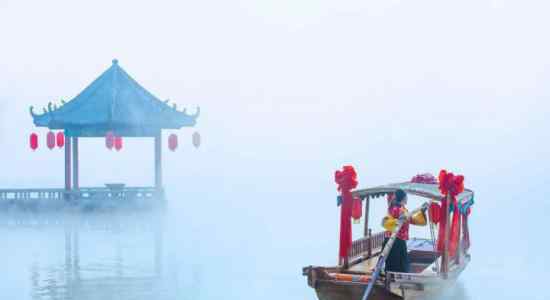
[348,238,439,275]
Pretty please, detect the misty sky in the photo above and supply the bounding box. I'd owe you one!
[1,0,548,204]
[1,1,549,299]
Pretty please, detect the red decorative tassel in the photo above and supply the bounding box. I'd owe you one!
[449,201,461,257]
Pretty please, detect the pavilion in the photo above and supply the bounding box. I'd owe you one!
[0,59,199,211]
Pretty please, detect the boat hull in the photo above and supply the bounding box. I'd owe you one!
[314,280,403,300]
[304,256,469,300]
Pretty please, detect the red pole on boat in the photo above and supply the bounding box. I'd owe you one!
[334,166,358,267]
[442,193,451,278]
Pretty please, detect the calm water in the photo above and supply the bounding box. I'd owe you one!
[1,188,546,300]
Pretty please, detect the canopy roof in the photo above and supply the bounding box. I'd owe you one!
[352,182,474,204]
[30,59,199,137]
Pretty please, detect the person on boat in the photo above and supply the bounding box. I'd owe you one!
[382,189,426,273]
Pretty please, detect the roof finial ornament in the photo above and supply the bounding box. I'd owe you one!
[47,102,53,113]
[112,58,119,65]
[191,106,200,118]
[29,106,37,117]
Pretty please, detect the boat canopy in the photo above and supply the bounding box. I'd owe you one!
[352,182,474,204]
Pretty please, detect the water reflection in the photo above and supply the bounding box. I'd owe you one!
[4,211,197,300]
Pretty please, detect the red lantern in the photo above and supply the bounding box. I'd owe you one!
[30,133,38,150]
[114,136,123,151]
[56,132,65,148]
[46,131,55,149]
[192,131,201,148]
[168,134,178,151]
[352,197,362,220]
[429,202,441,224]
[105,131,114,150]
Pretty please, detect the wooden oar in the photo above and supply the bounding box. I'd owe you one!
[361,202,428,300]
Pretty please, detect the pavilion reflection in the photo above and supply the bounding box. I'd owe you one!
[28,212,170,300]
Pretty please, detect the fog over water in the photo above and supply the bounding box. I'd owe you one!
[1,1,549,299]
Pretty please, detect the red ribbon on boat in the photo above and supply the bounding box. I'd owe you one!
[335,165,358,262]
[449,202,460,257]
[437,170,464,197]
[436,170,465,257]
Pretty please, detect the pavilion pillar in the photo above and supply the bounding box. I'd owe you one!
[154,131,163,191]
[71,136,80,276]
[72,137,79,189]
[64,137,72,192]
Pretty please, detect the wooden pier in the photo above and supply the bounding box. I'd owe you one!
[0,186,161,212]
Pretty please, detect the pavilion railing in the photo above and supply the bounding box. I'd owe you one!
[0,186,161,211]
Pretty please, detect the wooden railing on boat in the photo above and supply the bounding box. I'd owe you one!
[347,231,385,265]
[0,187,161,211]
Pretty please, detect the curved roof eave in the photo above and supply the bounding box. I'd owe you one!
[29,60,200,133]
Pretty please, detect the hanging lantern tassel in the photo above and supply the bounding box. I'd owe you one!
[114,136,123,151]
[105,131,114,150]
[56,132,65,148]
[192,131,201,148]
[46,131,55,150]
[30,133,38,151]
[168,134,178,151]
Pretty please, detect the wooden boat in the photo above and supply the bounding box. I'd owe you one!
[303,176,474,300]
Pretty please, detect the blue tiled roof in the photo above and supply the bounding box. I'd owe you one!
[30,59,199,136]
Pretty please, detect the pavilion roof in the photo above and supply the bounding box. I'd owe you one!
[30,59,199,137]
